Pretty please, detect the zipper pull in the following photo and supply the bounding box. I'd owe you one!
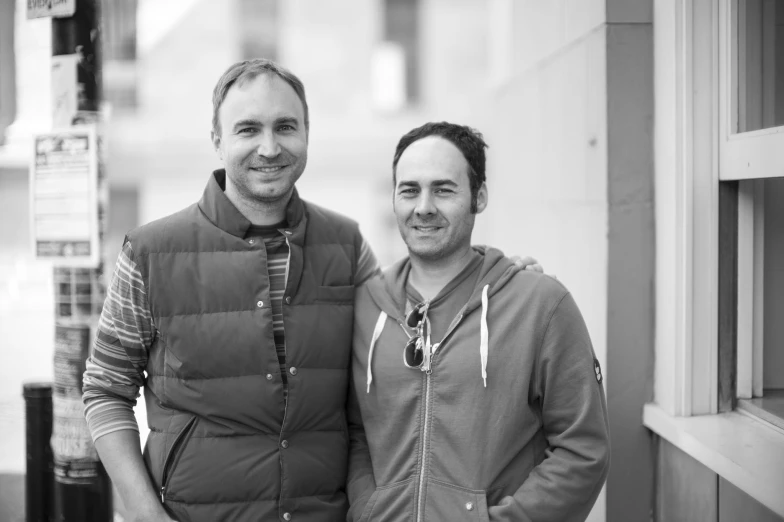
[160,486,165,503]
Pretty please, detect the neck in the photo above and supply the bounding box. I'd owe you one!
[408,245,474,301]
[224,183,291,226]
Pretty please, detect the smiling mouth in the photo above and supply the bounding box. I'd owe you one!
[251,166,287,173]
[412,226,442,232]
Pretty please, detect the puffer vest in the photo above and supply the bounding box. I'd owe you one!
[130,171,359,521]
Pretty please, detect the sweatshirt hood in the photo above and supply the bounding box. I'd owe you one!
[365,245,521,318]
[361,246,523,391]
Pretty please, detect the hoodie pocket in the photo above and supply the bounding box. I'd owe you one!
[159,416,198,503]
[358,478,415,522]
[425,479,490,522]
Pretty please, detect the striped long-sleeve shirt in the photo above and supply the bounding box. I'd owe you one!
[83,230,379,441]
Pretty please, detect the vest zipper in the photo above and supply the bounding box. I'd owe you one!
[278,236,292,513]
[159,416,198,503]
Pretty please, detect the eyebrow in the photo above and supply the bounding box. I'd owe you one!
[396,179,459,189]
[232,117,300,131]
[431,179,458,187]
[275,117,299,127]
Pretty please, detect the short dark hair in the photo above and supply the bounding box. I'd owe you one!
[212,59,309,136]
[392,122,488,213]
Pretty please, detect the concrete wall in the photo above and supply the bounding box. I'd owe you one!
[471,2,610,520]
[605,18,655,522]
[470,3,655,521]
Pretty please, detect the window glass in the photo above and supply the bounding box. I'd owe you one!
[734,0,784,133]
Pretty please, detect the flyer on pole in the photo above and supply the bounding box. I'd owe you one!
[30,126,101,267]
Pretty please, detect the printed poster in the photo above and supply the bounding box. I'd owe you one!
[30,127,100,267]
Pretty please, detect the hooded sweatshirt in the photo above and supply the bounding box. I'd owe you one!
[347,246,610,522]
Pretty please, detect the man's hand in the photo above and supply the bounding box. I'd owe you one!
[94,431,177,522]
[511,255,543,273]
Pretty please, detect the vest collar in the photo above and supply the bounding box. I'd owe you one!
[199,169,306,239]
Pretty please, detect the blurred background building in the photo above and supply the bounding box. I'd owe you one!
[0,0,782,520]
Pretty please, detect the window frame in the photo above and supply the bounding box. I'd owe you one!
[719,0,784,181]
[646,0,784,516]
[719,0,784,406]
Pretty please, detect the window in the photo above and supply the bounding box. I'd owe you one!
[644,1,784,515]
[0,0,15,142]
[102,0,139,111]
[238,0,278,61]
[719,0,784,425]
[371,0,420,112]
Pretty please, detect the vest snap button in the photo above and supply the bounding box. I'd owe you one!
[256,300,263,308]
[266,373,273,381]
[466,502,474,511]
[289,367,298,376]
[281,440,289,449]
[285,296,291,304]
[283,513,291,521]
[248,239,255,245]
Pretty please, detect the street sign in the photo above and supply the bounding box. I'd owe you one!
[30,127,101,267]
[27,0,76,19]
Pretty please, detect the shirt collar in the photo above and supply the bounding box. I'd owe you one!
[198,169,305,238]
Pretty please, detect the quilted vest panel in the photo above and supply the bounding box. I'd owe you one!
[129,197,358,522]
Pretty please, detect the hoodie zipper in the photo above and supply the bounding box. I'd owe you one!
[415,313,464,522]
[159,416,198,503]
[416,370,432,522]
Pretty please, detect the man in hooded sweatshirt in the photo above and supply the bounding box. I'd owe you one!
[346,122,611,522]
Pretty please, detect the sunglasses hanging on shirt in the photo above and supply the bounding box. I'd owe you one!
[403,301,433,373]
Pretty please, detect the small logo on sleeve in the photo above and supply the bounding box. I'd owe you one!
[594,358,603,385]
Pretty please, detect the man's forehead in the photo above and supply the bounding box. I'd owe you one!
[396,136,471,182]
[221,74,304,122]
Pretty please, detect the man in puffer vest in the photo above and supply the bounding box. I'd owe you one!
[347,122,611,522]
[82,59,381,521]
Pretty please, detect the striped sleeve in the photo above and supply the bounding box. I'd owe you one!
[82,240,154,441]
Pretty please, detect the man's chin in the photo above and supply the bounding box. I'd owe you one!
[250,184,293,203]
[404,240,445,261]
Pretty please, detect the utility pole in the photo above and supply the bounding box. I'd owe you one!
[48,0,112,519]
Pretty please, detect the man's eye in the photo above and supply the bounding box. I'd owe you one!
[399,189,418,195]
[435,188,454,194]
[238,128,257,134]
[278,125,295,132]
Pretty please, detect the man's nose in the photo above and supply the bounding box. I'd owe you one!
[256,131,281,158]
[415,192,436,216]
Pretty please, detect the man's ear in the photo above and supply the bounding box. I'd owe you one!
[211,130,223,160]
[475,182,488,214]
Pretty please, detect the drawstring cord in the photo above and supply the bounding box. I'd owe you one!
[366,286,490,391]
[480,284,489,387]
[366,311,387,393]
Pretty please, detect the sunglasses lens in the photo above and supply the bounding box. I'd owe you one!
[404,337,424,368]
[406,306,424,328]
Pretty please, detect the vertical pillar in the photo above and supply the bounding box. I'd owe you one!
[50,1,112,520]
[24,382,54,522]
